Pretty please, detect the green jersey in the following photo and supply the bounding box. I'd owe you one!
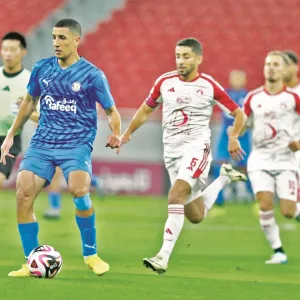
[0,66,31,136]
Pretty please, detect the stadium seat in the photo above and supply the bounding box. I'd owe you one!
[0,0,66,37]
[79,0,300,109]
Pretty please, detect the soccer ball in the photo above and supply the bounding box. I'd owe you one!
[27,245,63,278]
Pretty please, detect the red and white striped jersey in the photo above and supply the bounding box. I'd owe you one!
[287,83,300,140]
[145,71,238,158]
[244,86,300,171]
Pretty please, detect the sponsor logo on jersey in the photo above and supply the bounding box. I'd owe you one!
[44,95,77,114]
[177,96,191,105]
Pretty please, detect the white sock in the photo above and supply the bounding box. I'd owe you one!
[259,210,282,249]
[200,176,231,215]
[157,204,184,263]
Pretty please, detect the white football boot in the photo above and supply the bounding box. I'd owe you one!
[43,208,61,219]
[265,252,288,264]
[143,255,168,274]
[220,163,247,182]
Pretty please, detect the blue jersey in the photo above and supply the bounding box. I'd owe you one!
[27,57,115,149]
[214,87,251,164]
[221,88,248,127]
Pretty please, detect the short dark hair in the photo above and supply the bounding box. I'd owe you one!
[283,50,299,65]
[54,18,82,36]
[176,38,203,55]
[2,32,26,48]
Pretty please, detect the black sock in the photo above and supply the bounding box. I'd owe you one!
[274,247,285,254]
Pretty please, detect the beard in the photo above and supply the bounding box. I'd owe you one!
[178,66,194,77]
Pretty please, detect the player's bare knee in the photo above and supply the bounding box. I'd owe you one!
[168,189,190,204]
[168,180,191,204]
[69,185,89,198]
[257,198,273,211]
[16,186,35,210]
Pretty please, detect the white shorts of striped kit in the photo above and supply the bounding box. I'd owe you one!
[248,170,298,201]
[164,143,212,201]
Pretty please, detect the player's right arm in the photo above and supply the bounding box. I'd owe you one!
[9,93,39,133]
[227,90,253,137]
[0,93,39,164]
[91,70,122,149]
[0,61,41,164]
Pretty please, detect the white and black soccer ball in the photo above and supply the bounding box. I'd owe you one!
[27,245,63,278]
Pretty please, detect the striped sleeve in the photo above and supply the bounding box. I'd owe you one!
[145,71,177,108]
[243,92,253,117]
[146,80,161,108]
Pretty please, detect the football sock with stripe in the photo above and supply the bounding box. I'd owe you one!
[157,204,184,263]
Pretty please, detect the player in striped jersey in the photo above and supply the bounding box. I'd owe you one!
[243,51,300,264]
[118,38,247,273]
[283,50,300,221]
[0,19,121,277]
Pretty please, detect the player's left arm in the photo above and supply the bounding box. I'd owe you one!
[288,93,300,152]
[92,71,121,149]
[9,92,39,134]
[212,79,247,161]
[104,105,122,149]
[1,93,39,164]
[229,108,247,138]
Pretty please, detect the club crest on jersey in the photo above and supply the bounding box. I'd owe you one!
[196,89,203,96]
[72,82,81,92]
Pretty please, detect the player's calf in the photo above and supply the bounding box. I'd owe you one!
[144,180,189,273]
[184,198,205,224]
[280,199,296,219]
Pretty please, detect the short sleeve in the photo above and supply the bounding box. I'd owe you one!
[145,77,163,108]
[90,71,115,109]
[27,62,41,97]
[293,93,300,114]
[243,93,253,117]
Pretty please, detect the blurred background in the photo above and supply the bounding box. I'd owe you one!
[1,0,300,200]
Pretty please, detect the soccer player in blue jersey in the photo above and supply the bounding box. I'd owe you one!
[212,70,252,206]
[0,19,121,277]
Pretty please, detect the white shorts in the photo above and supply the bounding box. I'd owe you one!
[248,170,298,201]
[165,144,212,201]
[295,151,300,200]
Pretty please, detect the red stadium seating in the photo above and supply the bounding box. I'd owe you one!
[0,0,66,36]
[80,0,300,109]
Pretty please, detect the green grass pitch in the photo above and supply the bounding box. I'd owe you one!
[0,190,300,300]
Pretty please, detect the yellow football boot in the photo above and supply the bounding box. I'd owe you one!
[84,255,110,276]
[8,264,31,277]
